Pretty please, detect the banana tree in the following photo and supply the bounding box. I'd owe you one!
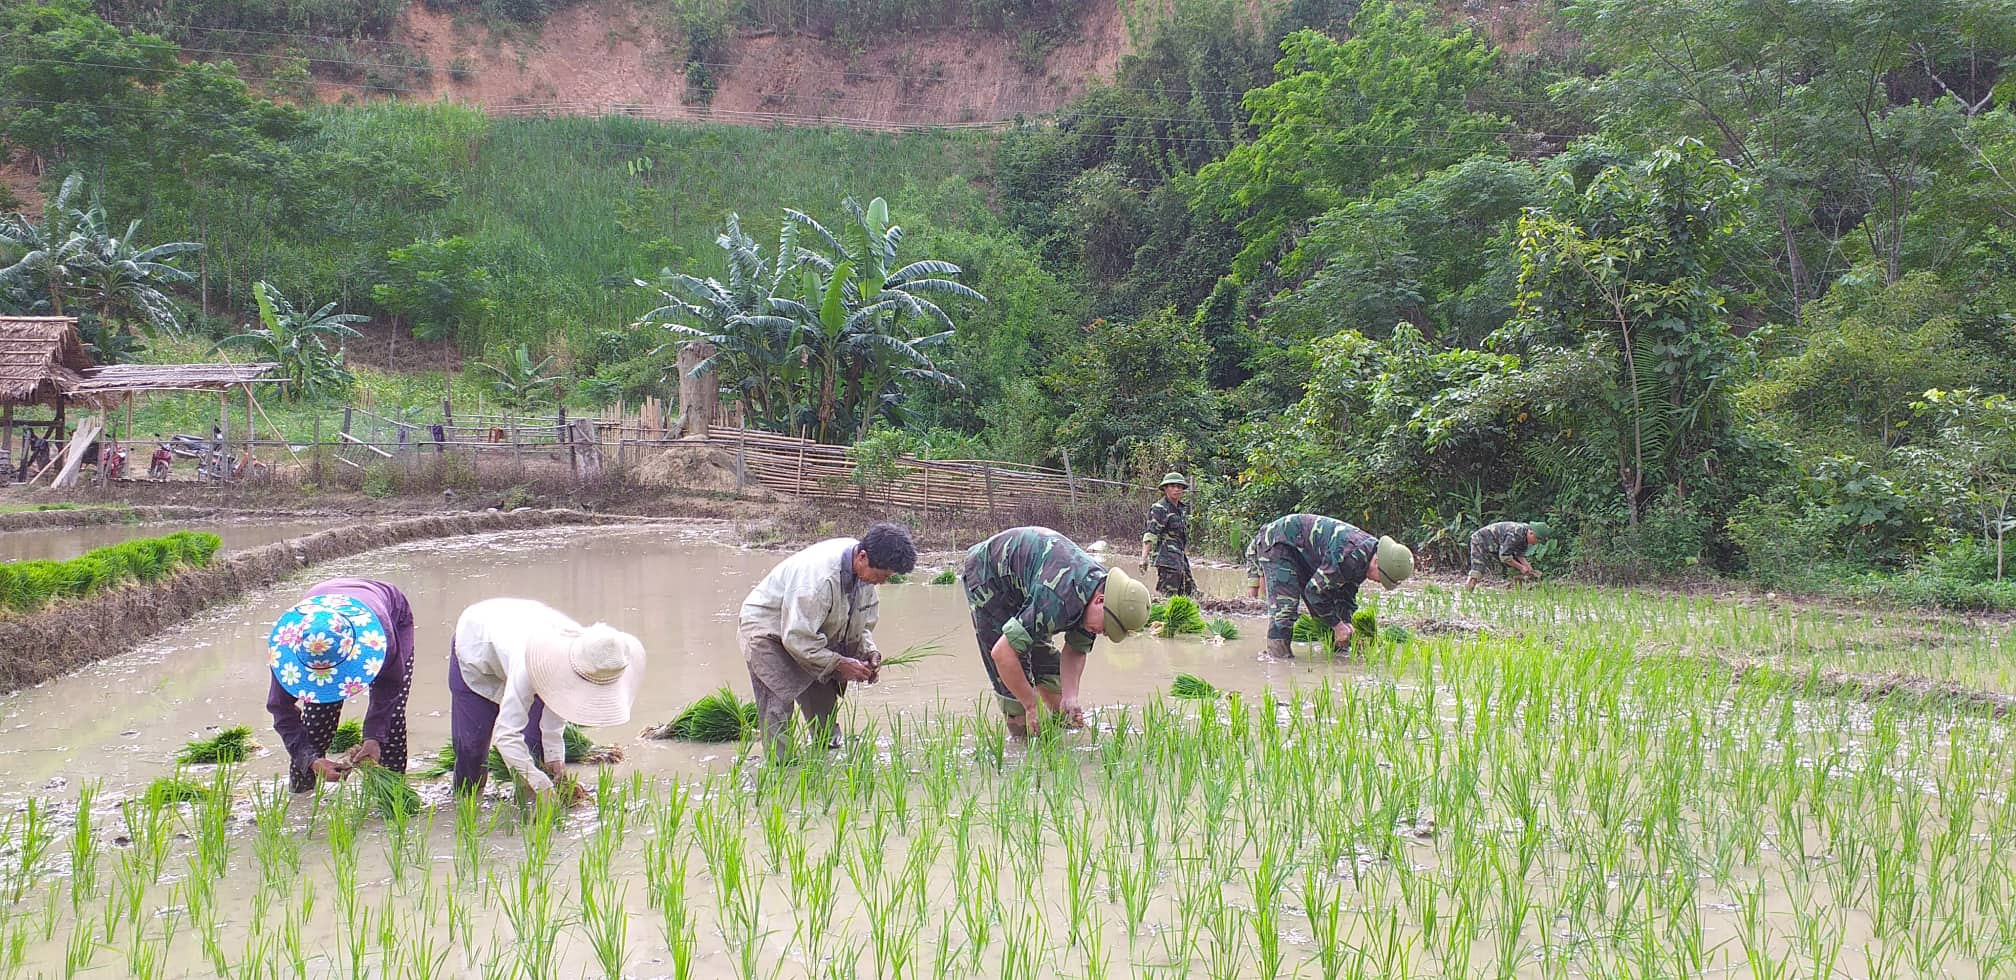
[0,174,199,340]
[634,215,808,433]
[218,281,364,402]
[781,196,984,441]
[478,345,564,409]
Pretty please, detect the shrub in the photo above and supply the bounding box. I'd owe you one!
[362,466,396,499]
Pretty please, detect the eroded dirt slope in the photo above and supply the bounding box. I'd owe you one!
[380,0,1129,128]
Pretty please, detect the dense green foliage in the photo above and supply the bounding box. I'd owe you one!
[6,0,2016,604]
[0,531,223,614]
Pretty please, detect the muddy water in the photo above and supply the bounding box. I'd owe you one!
[0,520,335,562]
[0,524,1288,797]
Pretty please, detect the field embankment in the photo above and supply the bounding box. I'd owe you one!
[0,508,636,692]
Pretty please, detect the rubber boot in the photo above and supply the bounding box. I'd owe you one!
[1263,637,1294,661]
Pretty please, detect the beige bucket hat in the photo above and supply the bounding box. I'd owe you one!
[526,623,646,728]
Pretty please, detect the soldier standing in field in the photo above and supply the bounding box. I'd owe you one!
[1465,520,1549,589]
[962,526,1152,736]
[1139,472,1196,596]
[1245,513,1414,660]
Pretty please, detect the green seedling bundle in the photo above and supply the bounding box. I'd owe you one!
[5,586,2016,977]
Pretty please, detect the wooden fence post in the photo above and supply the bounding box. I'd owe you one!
[794,437,807,498]
[983,465,997,520]
[1060,449,1078,506]
[311,415,322,484]
[560,406,575,476]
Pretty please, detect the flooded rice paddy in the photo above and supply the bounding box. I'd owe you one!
[2,523,2015,978]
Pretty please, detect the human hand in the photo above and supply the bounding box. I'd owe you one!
[1527,568,1543,581]
[540,778,588,808]
[344,739,382,766]
[1248,585,1261,599]
[1059,702,1086,729]
[310,758,348,783]
[835,658,874,683]
[1332,621,1353,648]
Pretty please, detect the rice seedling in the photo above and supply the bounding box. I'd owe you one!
[878,638,951,669]
[176,725,255,765]
[930,568,957,585]
[1170,673,1220,699]
[66,781,102,913]
[1351,607,1378,648]
[643,686,759,742]
[1206,616,1240,639]
[6,797,53,903]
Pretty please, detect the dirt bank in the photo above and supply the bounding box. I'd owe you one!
[0,505,352,534]
[0,509,637,693]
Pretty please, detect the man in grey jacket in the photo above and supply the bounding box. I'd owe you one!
[740,522,917,753]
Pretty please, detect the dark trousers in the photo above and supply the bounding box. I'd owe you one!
[447,646,548,793]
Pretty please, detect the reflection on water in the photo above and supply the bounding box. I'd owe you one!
[0,525,1289,795]
[0,520,335,562]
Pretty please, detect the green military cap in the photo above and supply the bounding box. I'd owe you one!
[1159,472,1189,489]
[1528,521,1552,542]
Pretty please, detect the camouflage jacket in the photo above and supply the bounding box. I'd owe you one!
[1141,497,1190,568]
[964,526,1107,656]
[1477,521,1532,559]
[1246,514,1377,626]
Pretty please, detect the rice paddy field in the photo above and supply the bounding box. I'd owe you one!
[1,523,2014,978]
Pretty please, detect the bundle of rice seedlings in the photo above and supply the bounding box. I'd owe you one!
[887,573,910,584]
[1147,599,1171,624]
[1352,608,1379,648]
[1206,617,1240,640]
[353,760,422,821]
[1171,674,1221,699]
[1383,623,1415,646]
[929,568,957,585]
[564,723,624,765]
[1157,596,1207,636]
[143,776,211,807]
[642,687,758,742]
[178,726,255,765]
[328,719,364,755]
[1293,613,1339,655]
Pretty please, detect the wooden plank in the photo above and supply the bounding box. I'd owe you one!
[340,431,394,459]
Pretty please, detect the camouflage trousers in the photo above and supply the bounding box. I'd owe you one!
[1467,531,1511,578]
[962,556,1062,711]
[1245,541,1310,641]
[1154,554,1196,597]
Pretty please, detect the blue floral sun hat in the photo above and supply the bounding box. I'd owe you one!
[268,595,388,704]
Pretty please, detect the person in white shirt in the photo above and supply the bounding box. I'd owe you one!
[741,522,915,754]
[447,597,645,803]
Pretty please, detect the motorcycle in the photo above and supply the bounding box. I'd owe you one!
[99,442,128,481]
[149,442,174,481]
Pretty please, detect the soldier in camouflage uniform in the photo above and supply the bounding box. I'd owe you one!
[962,527,1151,736]
[1465,520,1549,589]
[1139,472,1195,596]
[1244,514,1415,660]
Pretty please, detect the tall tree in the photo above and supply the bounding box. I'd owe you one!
[1502,139,1753,523]
[1193,4,1508,279]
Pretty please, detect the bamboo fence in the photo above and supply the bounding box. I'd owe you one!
[194,400,1141,511]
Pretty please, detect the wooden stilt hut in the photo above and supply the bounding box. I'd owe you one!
[0,316,281,485]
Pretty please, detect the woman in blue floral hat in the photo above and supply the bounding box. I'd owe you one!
[264,578,416,792]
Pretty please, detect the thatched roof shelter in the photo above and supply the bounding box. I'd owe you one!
[0,316,95,409]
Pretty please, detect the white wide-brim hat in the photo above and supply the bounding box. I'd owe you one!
[526,623,645,728]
